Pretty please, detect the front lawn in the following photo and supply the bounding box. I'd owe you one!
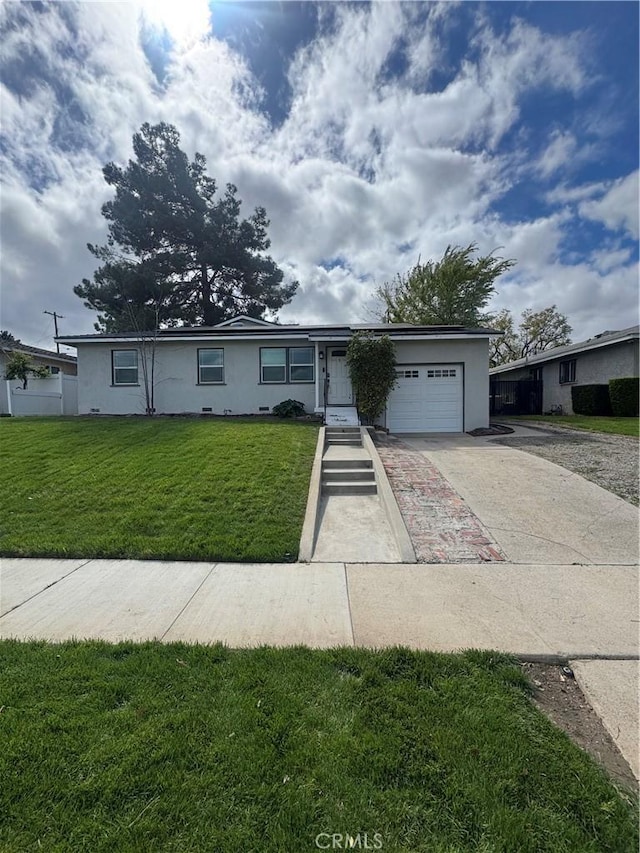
[0,643,636,852]
[0,417,318,562]
[504,415,639,436]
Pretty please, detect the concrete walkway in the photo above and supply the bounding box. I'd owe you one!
[3,559,637,656]
[311,444,401,563]
[2,556,638,776]
[400,432,639,565]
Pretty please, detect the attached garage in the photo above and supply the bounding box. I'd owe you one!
[387,364,463,433]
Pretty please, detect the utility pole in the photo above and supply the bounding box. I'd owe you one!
[44,310,65,354]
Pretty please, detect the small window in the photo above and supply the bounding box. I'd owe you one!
[48,365,60,375]
[331,349,347,357]
[289,347,314,382]
[261,348,287,383]
[199,349,224,383]
[559,360,576,384]
[112,350,138,385]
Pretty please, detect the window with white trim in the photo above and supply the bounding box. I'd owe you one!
[260,347,315,383]
[112,350,138,385]
[559,360,576,384]
[289,347,314,382]
[261,348,287,383]
[198,349,224,383]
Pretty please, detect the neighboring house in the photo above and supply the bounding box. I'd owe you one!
[57,315,496,433]
[0,343,78,416]
[0,343,78,377]
[489,326,639,415]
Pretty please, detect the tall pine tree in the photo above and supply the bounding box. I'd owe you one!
[75,123,297,331]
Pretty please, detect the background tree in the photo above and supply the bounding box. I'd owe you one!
[490,305,572,367]
[346,333,397,424]
[75,122,297,331]
[377,243,515,326]
[0,331,19,344]
[4,352,48,389]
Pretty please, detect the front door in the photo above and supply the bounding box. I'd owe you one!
[327,349,353,405]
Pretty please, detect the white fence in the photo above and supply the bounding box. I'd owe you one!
[0,374,78,416]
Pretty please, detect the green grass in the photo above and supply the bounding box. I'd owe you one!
[0,417,319,561]
[503,415,639,436]
[0,643,636,852]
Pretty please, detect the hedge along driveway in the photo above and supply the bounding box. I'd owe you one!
[0,417,319,562]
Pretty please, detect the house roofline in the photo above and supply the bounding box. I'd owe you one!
[489,325,639,375]
[1,344,77,363]
[57,323,499,347]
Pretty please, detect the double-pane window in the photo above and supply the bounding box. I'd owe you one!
[260,347,314,383]
[112,350,138,385]
[199,349,224,383]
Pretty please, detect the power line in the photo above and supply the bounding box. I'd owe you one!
[43,310,65,354]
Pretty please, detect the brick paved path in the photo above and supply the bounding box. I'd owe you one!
[373,433,506,563]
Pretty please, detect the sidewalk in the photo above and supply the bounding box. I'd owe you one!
[3,558,637,655]
[2,557,638,777]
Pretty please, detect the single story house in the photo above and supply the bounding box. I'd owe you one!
[0,342,77,377]
[57,315,496,433]
[489,325,639,415]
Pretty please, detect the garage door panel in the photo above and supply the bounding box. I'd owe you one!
[388,364,463,433]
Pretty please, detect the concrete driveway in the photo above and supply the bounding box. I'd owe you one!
[399,431,639,565]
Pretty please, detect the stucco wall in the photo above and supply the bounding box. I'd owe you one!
[389,337,490,430]
[491,340,639,414]
[75,336,491,427]
[76,339,317,415]
[543,340,638,414]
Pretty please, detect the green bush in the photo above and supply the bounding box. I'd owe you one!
[346,333,397,424]
[272,399,306,418]
[571,384,612,416]
[609,377,639,417]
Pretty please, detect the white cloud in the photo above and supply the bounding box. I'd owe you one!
[590,245,633,275]
[579,171,639,239]
[536,131,578,179]
[472,16,589,148]
[0,2,636,350]
[545,180,607,205]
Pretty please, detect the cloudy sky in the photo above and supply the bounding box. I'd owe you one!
[1,1,638,354]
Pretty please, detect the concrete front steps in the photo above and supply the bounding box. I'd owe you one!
[322,458,376,495]
[300,426,415,563]
[325,427,362,448]
[324,406,360,427]
[322,429,377,495]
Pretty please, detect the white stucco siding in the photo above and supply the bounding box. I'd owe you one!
[75,339,317,415]
[388,338,490,431]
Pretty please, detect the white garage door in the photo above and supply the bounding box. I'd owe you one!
[387,364,463,433]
